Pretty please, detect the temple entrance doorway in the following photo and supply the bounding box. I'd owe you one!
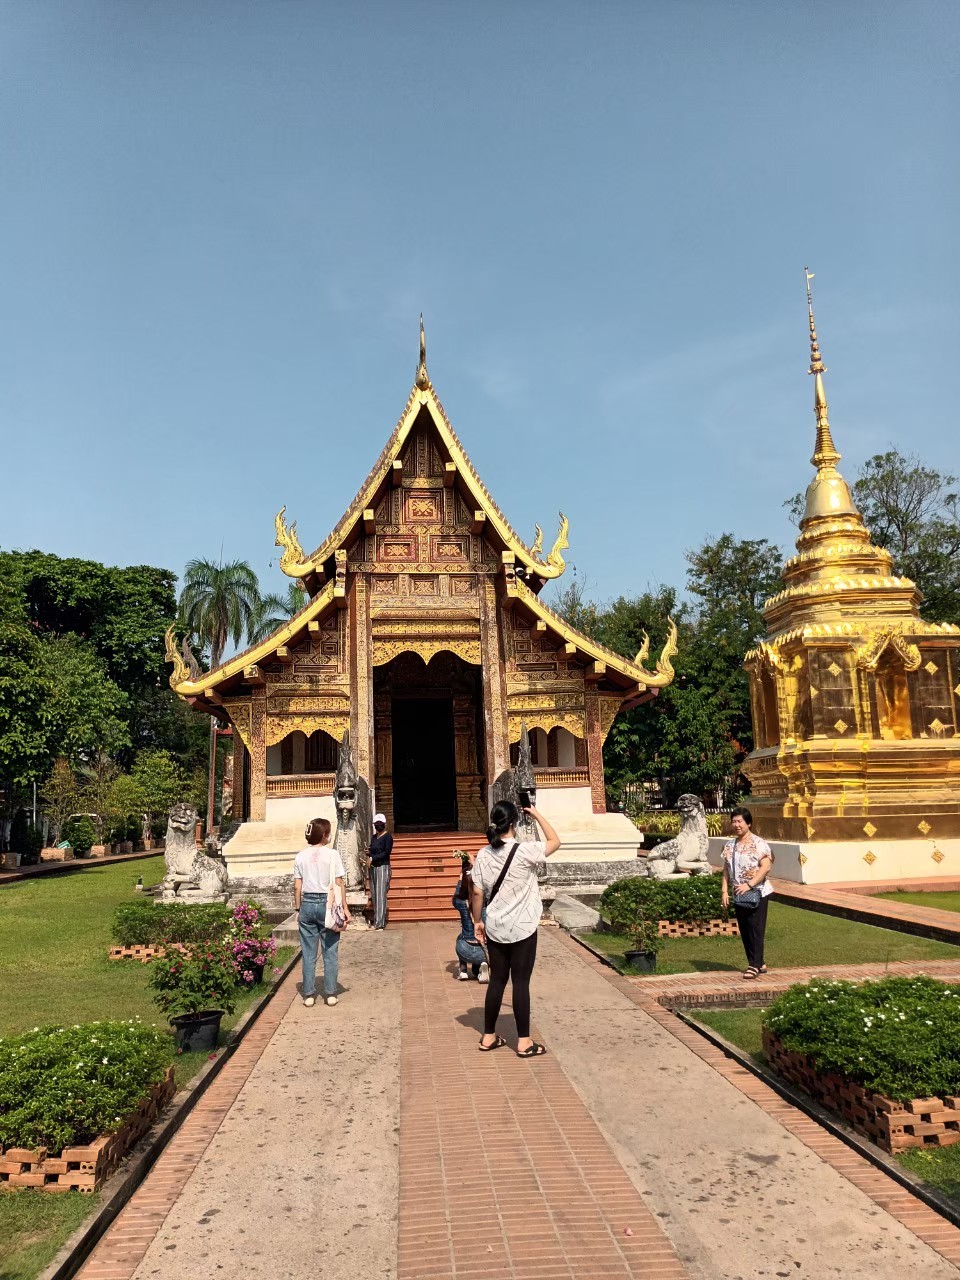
[391,696,457,830]
[373,651,487,833]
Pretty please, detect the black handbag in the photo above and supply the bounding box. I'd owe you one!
[731,841,762,911]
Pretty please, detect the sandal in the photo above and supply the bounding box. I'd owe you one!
[478,1035,507,1052]
[516,1042,547,1058]
[743,967,760,980]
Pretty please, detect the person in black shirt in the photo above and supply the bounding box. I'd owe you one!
[369,813,392,929]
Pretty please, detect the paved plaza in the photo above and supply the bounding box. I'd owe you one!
[77,925,960,1280]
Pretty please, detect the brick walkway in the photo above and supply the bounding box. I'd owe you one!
[774,877,960,943]
[399,925,687,1280]
[0,848,160,887]
[556,931,960,1272]
[629,956,960,1007]
[72,924,960,1280]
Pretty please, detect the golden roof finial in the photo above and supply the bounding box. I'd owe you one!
[415,313,429,389]
[804,267,840,470]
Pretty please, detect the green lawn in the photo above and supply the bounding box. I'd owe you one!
[579,901,960,975]
[0,860,294,1280]
[0,1192,95,1280]
[688,1004,960,1216]
[876,890,960,913]
[693,1007,766,1059]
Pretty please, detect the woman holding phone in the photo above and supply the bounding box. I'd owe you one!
[470,800,560,1057]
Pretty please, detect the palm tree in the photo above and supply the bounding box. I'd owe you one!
[178,559,261,839]
[179,559,262,669]
[247,583,308,644]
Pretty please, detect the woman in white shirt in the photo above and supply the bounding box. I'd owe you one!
[471,800,560,1057]
[294,818,351,1007]
[721,806,773,980]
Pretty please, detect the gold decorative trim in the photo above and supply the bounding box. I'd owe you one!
[372,638,481,667]
[265,715,351,747]
[508,712,585,739]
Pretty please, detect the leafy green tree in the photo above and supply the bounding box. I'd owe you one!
[132,749,187,836]
[78,754,120,844]
[179,559,261,669]
[0,579,49,815]
[248,583,307,643]
[37,635,130,764]
[41,758,80,845]
[553,537,783,805]
[0,550,180,756]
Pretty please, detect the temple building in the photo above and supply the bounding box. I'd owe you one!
[167,325,675,879]
[742,274,960,882]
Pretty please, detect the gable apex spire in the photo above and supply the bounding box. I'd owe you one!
[415,313,429,389]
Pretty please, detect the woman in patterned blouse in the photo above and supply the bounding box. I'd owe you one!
[721,806,774,979]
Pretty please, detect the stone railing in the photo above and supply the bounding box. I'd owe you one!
[266,773,336,798]
[534,768,590,788]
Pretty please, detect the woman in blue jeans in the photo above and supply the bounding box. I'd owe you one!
[294,817,351,1007]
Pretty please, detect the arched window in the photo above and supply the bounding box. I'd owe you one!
[305,730,339,772]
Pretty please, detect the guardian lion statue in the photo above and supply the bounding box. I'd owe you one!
[160,802,230,902]
[639,794,712,880]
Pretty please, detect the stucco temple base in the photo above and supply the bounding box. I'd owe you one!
[707,835,960,885]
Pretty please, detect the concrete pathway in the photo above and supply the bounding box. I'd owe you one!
[79,924,960,1280]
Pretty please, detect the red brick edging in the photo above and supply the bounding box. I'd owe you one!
[555,929,960,1271]
[0,1069,175,1193]
[764,1028,960,1153]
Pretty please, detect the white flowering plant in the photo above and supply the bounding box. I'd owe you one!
[0,1021,172,1151]
[764,975,960,1101]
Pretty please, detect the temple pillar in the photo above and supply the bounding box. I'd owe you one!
[351,577,374,784]
[480,578,509,788]
[230,733,247,821]
[583,690,606,814]
[249,692,267,822]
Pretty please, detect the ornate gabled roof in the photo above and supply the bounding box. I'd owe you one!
[274,335,570,586]
[508,577,678,695]
[165,581,338,697]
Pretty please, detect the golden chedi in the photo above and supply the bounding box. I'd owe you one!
[742,272,960,882]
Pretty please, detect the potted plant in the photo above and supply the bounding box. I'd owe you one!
[149,942,238,1052]
[228,900,277,987]
[621,917,663,974]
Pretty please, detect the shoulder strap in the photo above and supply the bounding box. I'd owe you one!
[487,842,520,906]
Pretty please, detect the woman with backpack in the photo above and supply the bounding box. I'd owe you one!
[470,800,561,1057]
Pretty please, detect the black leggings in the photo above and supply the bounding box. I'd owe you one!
[484,931,538,1039]
[735,897,769,969]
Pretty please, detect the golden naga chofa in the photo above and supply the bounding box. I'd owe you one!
[634,618,679,688]
[741,269,960,845]
[274,506,309,578]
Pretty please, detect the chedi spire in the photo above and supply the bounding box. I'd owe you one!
[800,268,858,522]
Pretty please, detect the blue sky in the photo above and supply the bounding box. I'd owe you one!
[1,1,957,609]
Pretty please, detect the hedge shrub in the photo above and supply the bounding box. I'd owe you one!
[112,901,234,947]
[600,873,730,926]
[764,976,960,1102]
[0,1021,172,1151]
